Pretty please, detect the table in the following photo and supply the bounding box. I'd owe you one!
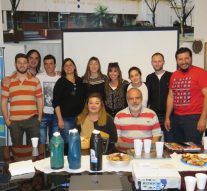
[0,144,135,191]
[0,144,206,191]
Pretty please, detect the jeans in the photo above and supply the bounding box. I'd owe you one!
[172,114,203,145]
[59,117,76,143]
[9,115,40,145]
[39,114,59,144]
[157,114,174,142]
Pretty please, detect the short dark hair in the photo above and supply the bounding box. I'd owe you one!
[151,52,164,60]
[128,66,142,78]
[175,47,192,59]
[43,54,56,64]
[15,53,28,63]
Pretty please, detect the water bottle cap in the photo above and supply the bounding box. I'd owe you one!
[92,129,100,134]
[53,132,60,137]
[69,128,78,134]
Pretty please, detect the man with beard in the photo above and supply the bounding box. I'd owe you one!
[1,53,43,145]
[146,52,173,142]
[165,47,207,145]
[114,88,161,150]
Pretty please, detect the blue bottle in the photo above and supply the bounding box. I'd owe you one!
[50,132,64,169]
[68,128,81,169]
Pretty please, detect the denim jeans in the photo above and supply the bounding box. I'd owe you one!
[172,114,203,145]
[157,114,174,142]
[39,114,59,144]
[59,117,76,143]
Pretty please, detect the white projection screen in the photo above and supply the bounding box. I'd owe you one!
[62,28,179,81]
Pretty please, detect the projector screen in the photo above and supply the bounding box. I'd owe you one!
[62,28,179,81]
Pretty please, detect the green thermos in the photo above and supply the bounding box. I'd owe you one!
[50,132,64,169]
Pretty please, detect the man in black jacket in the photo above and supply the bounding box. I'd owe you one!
[146,52,174,142]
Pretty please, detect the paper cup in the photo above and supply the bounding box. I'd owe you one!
[32,147,39,156]
[203,137,207,150]
[184,176,196,191]
[31,137,39,147]
[134,139,143,156]
[155,141,164,157]
[143,139,151,153]
[195,173,207,190]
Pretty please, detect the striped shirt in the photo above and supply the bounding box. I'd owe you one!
[114,107,161,144]
[1,73,42,121]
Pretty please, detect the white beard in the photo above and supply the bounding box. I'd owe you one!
[128,103,142,113]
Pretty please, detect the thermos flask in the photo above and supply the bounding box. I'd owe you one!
[90,130,103,171]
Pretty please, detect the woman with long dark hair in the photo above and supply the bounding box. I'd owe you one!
[104,62,128,117]
[53,58,85,143]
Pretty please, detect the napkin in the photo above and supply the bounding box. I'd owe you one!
[9,160,35,176]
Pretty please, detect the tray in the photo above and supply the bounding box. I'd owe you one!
[165,142,201,152]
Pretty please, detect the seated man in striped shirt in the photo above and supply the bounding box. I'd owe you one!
[1,53,43,145]
[114,88,161,150]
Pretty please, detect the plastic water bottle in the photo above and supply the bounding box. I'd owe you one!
[68,128,81,169]
[50,132,64,169]
[90,130,103,171]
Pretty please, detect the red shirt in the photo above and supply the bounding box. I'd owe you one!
[169,66,207,115]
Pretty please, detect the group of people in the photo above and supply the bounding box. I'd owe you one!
[1,47,207,152]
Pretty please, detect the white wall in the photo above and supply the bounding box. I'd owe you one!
[1,0,139,14]
[193,0,207,69]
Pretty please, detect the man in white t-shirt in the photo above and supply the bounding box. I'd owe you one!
[36,54,60,144]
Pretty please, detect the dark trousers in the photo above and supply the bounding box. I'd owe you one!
[172,114,203,145]
[9,115,40,145]
[157,114,174,142]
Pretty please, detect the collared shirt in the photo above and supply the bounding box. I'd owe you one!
[1,72,42,121]
[114,107,161,144]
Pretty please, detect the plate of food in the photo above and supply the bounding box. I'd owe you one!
[165,142,201,152]
[106,153,132,166]
[181,153,207,167]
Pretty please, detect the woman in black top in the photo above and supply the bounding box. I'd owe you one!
[53,58,85,143]
[82,56,107,99]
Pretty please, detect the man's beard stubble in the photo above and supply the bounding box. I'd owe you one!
[16,68,28,74]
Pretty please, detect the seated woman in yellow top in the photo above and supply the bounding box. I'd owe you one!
[76,92,117,153]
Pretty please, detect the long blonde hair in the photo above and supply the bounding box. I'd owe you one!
[76,93,108,126]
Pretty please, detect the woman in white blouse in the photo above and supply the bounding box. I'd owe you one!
[127,66,148,107]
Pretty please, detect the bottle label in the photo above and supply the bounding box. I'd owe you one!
[90,149,97,163]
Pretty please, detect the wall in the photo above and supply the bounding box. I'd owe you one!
[1,0,139,14]
[193,0,207,69]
